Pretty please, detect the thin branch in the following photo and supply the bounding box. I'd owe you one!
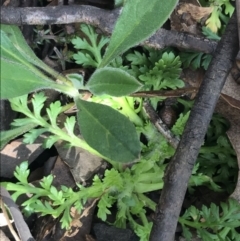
[0,197,21,241]
[143,101,179,149]
[235,0,240,60]
[130,87,198,98]
[236,0,240,48]
[149,11,239,241]
[0,187,36,241]
[0,5,217,54]
[78,87,198,99]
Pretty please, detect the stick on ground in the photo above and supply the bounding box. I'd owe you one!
[0,5,217,54]
[149,11,239,241]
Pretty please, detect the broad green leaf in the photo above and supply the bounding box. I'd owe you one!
[1,27,78,99]
[0,123,38,150]
[1,25,58,76]
[75,98,141,162]
[0,29,30,66]
[87,67,143,96]
[99,0,178,67]
[1,57,60,99]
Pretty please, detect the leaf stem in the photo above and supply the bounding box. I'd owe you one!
[112,97,144,126]
[134,182,163,194]
[137,193,156,211]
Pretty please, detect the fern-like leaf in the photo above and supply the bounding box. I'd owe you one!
[72,24,109,67]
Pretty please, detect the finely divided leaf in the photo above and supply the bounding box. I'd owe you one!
[76,99,141,162]
[72,24,109,67]
[64,116,76,137]
[46,101,62,127]
[0,123,38,150]
[14,161,30,184]
[126,51,149,65]
[87,67,143,96]
[40,175,54,190]
[23,128,47,144]
[32,92,47,118]
[5,118,30,128]
[44,135,60,148]
[73,51,98,67]
[100,0,178,67]
[171,111,190,136]
[97,193,113,221]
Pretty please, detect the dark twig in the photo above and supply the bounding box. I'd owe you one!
[78,87,198,99]
[0,197,21,241]
[236,0,240,47]
[0,5,217,54]
[235,0,240,61]
[149,12,239,241]
[143,101,179,149]
[130,87,198,98]
[0,186,36,241]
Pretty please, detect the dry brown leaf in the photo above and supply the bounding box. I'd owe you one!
[221,74,240,102]
[65,199,99,237]
[177,3,213,21]
[215,99,240,202]
[221,94,240,110]
[214,74,240,202]
[170,0,203,35]
[70,207,83,228]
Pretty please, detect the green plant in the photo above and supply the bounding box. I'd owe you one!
[2,69,237,241]
[202,26,221,40]
[7,91,142,164]
[1,160,161,240]
[200,0,235,33]
[2,139,238,241]
[0,2,179,238]
[197,115,238,193]
[179,199,240,241]
[0,0,178,163]
[71,24,109,68]
[180,51,212,70]
[2,86,232,240]
[1,1,239,240]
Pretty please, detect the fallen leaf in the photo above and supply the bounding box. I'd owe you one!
[64,199,99,239]
[170,0,204,35]
[215,73,240,202]
[221,93,240,110]
[177,3,213,21]
[221,74,240,102]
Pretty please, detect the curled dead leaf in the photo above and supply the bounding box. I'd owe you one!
[177,3,213,21]
[64,199,99,238]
